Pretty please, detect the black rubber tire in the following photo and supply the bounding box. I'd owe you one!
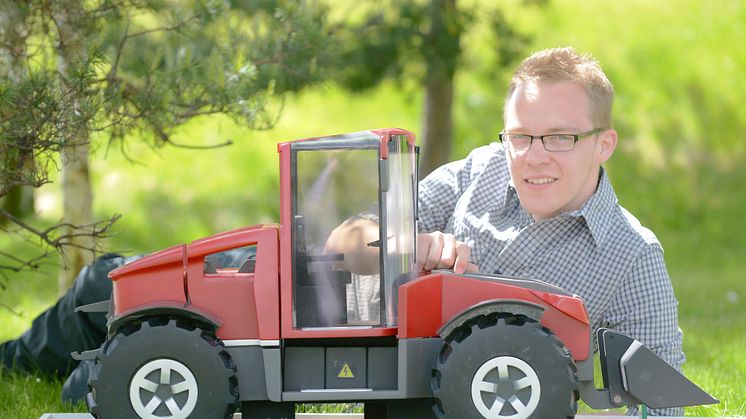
[87,317,238,419]
[432,313,578,419]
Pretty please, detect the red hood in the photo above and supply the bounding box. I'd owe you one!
[108,244,185,280]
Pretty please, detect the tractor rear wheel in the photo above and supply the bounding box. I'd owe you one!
[87,317,238,419]
[432,313,578,419]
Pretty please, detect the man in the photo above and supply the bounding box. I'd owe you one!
[440,48,682,416]
[330,47,684,416]
[3,47,684,415]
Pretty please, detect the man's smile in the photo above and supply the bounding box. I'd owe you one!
[525,177,557,185]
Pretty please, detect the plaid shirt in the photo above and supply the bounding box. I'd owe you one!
[418,143,684,416]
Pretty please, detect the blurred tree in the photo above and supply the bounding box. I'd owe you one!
[0,0,333,292]
[0,3,35,223]
[331,0,536,177]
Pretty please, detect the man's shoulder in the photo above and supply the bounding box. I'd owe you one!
[611,205,662,249]
[468,142,504,163]
[461,142,507,176]
[425,142,505,184]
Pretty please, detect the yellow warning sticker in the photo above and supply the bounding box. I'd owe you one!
[337,363,355,378]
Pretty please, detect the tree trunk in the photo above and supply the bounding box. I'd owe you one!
[420,71,455,178]
[58,144,94,294]
[54,2,95,294]
[419,0,461,179]
[0,186,35,223]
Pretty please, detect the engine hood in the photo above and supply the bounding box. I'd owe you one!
[108,244,185,281]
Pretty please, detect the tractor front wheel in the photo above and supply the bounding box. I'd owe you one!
[432,313,578,419]
[87,317,238,419]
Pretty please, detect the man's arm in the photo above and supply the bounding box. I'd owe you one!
[324,217,476,275]
[603,244,685,416]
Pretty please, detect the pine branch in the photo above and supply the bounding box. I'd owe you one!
[0,209,121,272]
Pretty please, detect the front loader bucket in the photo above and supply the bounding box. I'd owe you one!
[598,328,719,409]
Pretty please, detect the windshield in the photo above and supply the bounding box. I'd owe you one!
[293,147,381,328]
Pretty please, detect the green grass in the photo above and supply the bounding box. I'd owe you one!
[0,234,72,418]
[0,371,89,418]
[665,245,746,417]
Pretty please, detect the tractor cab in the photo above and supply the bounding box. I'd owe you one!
[278,129,418,333]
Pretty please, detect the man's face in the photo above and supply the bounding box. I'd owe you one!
[503,81,617,220]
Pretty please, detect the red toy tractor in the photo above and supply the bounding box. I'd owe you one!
[74,129,716,418]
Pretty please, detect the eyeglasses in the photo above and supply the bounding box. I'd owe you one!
[499,128,606,153]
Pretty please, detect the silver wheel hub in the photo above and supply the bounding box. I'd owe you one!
[129,358,198,419]
[471,355,541,419]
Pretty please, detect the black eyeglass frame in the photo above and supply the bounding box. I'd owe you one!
[498,127,606,152]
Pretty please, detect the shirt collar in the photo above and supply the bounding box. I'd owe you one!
[503,168,618,247]
[503,178,516,213]
[503,178,534,224]
[567,168,617,247]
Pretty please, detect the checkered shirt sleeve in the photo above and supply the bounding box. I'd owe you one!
[604,244,685,416]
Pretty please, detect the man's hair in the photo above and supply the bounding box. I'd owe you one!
[505,47,614,129]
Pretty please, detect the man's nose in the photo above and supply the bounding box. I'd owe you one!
[524,139,551,164]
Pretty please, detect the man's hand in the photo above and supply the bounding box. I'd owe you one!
[324,218,381,275]
[325,218,478,275]
[417,231,479,274]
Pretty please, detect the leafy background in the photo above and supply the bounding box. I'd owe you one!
[1,0,745,416]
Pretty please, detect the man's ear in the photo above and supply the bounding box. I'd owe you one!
[597,129,618,164]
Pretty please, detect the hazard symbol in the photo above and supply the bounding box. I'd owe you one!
[337,363,355,378]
